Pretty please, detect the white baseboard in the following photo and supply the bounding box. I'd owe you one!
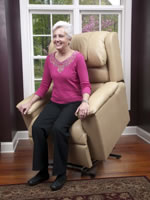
[123,126,150,143]
[0,131,29,153]
[122,126,137,135]
[136,127,150,144]
[1,126,150,153]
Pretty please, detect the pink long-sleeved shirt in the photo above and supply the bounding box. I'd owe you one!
[35,51,91,104]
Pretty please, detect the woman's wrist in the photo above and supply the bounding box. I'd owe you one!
[82,99,89,104]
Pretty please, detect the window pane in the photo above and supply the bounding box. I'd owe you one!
[52,14,70,26]
[101,14,118,32]
[79,0,99,5]
[101,0,120,6]
[34,36,51,56]
[29,0,50,4]
[52,0,73,4]
[34,59,45,78]
[82,15,99,32]
[35,80,42,91]
[33,14,51,35]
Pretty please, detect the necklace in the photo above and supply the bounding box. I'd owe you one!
[50,51,77,73]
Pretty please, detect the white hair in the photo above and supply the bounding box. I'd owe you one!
[52,21,72,39]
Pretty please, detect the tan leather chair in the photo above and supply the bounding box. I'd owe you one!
[17,31,130,174]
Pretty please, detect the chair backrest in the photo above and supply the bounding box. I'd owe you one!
[49,31,124,93]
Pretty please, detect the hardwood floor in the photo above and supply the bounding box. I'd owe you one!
[0,135,150,185]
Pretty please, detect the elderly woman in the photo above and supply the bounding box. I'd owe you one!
[18,21,91,191]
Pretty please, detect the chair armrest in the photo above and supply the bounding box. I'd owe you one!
[16,88,52,115]
[89,82,118,115]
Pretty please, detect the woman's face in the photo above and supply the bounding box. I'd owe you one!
[53,27,70,51]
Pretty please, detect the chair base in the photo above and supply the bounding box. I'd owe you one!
[66,153,122,177]
[109,153,122,159]
[48,154,121,178]
[48,160,98,178]
[67,160,98,178]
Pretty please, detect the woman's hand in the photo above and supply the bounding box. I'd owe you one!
[17,94,40,115]
[75,101,89,119]
[17,101,32,115]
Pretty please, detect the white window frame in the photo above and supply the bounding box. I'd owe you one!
[19,0,132,109]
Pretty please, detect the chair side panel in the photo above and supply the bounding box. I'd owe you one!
[82,83,130,160]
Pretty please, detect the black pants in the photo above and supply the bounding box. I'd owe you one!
[32,100,81,176]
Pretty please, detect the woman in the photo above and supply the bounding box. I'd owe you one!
[18,21,91,191]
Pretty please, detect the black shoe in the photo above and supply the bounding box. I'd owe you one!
[50,174,67,191]
[28,171,49,186]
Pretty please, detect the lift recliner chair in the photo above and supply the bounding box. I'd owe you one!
[17,31,130,176]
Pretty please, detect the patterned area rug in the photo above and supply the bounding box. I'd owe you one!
[0,176,150,200]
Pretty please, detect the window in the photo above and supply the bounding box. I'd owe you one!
[31,13,71,90]
[79,0,120,5]
[29,0,73,5]
[19,0,132,108]
[82,14,119,33]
